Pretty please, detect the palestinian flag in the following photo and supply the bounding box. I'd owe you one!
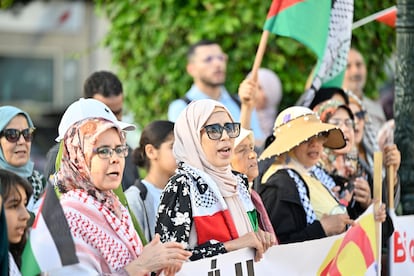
[264,0,354,106]
[21,184,78,275]
[376,6,396,27]
[353,6,396,29]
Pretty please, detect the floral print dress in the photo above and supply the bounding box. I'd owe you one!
[155,162,258,261]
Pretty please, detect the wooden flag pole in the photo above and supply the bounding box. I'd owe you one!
[388,165,395,210]
[373,152,383,276]
[240,30,269,130]
[251,30,270,82]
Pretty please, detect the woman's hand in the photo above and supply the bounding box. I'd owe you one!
[124,234,192,276]
[223,232,264,262]
[332,184,353,203]
[320,213,354,236]
[383,144,401,174]
[238,79,258,110]
[353,177,372,209]
[255,229,276,253]
[374,201,387,223]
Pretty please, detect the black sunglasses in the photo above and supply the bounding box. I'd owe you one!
[354,110,366,120]
[0,128,35,143]
[203,122,240,140]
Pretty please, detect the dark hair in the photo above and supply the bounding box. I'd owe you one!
[0,169,33,269]
[133,120,174,170]
[187,39,219,61]
[83,71,123,98]
[309,87,349,110]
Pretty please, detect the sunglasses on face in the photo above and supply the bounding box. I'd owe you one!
[0,128,35,143]
[203,122,240,140]
[93,145,129,159]
[353,110,366,120]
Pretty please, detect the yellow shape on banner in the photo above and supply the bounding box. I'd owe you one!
[318,209,377,275]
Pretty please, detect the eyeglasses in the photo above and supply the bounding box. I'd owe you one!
[202,54,227,64]
[0,128,35,143]
[203,122,240,140]
[353,110,366,120]
[328,118,355,129]
[93,145,128,159]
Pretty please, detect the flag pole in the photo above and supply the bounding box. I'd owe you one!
[352,6,396,30]
[373,152,383,276]
[251,30,270,82]
[388,166,395,210]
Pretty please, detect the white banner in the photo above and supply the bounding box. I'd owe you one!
[176,236,340,276]
[175,206,378,275]
[389,210,414,275]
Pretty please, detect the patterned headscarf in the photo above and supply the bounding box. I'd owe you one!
[0,106,35,178]
[314,99,354,123]
[174,99,253,235]
[56,118,125,217]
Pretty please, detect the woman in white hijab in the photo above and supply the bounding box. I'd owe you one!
[155,99,274,262]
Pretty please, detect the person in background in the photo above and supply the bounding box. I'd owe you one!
[308,87,350,111]
[315,100,373,216]
[51,113,191,275]
[257,106,360,244]
[230,127,276,239]
[125,120,176,242]
[346,91,401,208]
[0,195,8,276]
[44,70,139,191]
[157,99,274,262]
[247,68,283,141]
[168,39,264,143]
[342,48,386,153]
[0,169,32,275]
[316,98,396,273]
[0,106,46,215]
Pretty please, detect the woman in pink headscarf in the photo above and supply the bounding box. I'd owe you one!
[156,99,275,262]
[54,117,191,275]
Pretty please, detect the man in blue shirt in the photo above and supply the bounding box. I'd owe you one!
[168,40,264,143]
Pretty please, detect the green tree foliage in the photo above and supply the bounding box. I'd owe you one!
[95,0,395,127]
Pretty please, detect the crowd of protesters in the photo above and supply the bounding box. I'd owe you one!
[0,40,400,275]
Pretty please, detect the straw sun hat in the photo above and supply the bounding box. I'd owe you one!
[259,106,346,160]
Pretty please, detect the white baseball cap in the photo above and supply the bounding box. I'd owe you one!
[234,128,254,149]
[55,98,136,142]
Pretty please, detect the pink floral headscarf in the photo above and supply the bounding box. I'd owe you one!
[56,118,126,216]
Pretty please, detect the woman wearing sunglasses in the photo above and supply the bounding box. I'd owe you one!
[155,99,274,262]
[0,106,46,215]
